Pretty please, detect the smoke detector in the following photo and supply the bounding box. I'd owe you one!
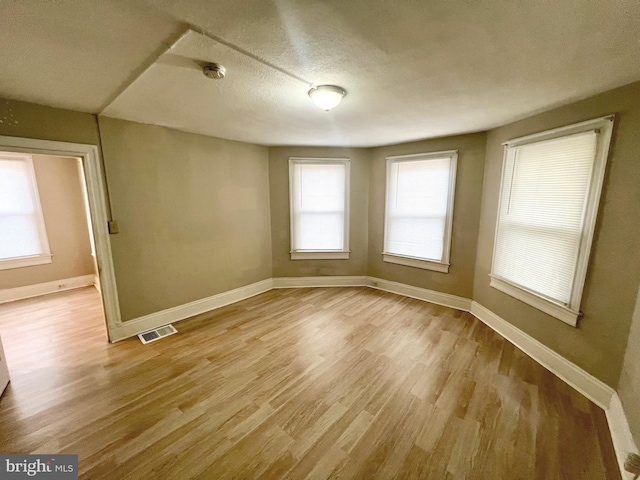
[203,63,226,80]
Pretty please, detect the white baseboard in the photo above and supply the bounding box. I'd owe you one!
[113,278,274,342]
[470,301,614,409]
[272,276,473,313]
[93,273,101,294]
[272,276,369,288]
[0,274,95,304]
[368,276,472,312]
[606,393,639,479]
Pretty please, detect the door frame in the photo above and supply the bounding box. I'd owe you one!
[0,135,122,341]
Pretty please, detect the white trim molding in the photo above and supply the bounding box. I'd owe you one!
[606,393,640,479]
[273,276,368,288]
[113,279,274,342]
[470,301,614,409]
[382,253,450,273]
[502,114,616,147]
[93,274,101,293]
[0,135,121,341]
[0,274,95,304]
[290,252,350,260]
[0,333,9,396]
[368,277,472,312]
[489,276,579,326]
[0,254,52,271]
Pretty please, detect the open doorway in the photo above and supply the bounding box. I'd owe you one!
[0,136,120,342]
[0,152,102,311]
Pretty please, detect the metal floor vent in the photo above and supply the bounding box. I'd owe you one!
[138,324,177,344]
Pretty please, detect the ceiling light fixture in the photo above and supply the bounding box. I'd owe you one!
[308,85,347,111]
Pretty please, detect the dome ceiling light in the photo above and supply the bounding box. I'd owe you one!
[308,85,347,111]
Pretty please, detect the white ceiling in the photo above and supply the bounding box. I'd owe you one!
[2,0,640,147]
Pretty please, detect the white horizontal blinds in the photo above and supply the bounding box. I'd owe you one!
[0,155,46,259]
[493,131,598,305]
[292,162,346,251]
[385,157,451,261]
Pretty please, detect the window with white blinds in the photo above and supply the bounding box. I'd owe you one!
[383,151,457,272]
[289,158,350,260]
[0,152,52,270]
[490,116,614,326]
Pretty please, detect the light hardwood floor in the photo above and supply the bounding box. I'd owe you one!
[0,286,620,479]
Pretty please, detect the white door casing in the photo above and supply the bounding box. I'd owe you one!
[0,333,9,396]
[0,135,122,341]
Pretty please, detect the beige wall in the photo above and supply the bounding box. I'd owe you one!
[474,81,640,387]
[368,133,486,298]
[269,147,369,277]
[0,155,95,289]
[0,98,100,145]
[99,117,273,321]
[619,285,640,447]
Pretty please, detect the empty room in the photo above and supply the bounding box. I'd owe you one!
[0,1,639,479]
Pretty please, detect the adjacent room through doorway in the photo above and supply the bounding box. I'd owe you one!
[0,150,109,396]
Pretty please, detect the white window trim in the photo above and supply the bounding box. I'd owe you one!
[288,157,350,261]
[0,254,53,271]
[382,253,450,273]
[0,153,52,270]
[382,150,458,273]
[489,276,580,325]
[290,251,350,260]
[490,114,615,327]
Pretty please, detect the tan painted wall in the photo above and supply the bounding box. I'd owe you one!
[368,133,486,298]
[269,147,369,277]
[0,155,95,289]
[0,98,100,145]
[619,285,640,447]
[99,117,273,321]
[474,81,640,387]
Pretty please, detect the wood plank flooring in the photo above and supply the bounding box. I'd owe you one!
[0,286,620,479]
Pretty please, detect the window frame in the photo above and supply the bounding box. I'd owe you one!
[489,115,615,326]
[382,150,458,273]
[288,157,351,260]
[0,152,52,270]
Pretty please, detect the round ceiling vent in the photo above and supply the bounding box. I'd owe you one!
[203,63,226,80]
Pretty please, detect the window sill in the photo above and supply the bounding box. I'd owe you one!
[0,254,52,271]
[290,251,350,260]
[489,275,579,327]
[382,253,449,273]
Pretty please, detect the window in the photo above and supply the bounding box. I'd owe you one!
[490,115,614,326]
[0,152,52,270]
[383,150,457,272]
[289,157,350,260]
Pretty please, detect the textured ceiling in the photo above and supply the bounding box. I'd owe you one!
[2,0,640,146]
